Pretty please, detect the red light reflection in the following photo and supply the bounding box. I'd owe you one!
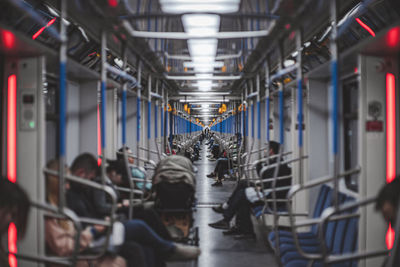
[2,30,15,49]
[108,0,118,7]
[32,18,56,40]
[386,27,400,48]
[355,18,375,37]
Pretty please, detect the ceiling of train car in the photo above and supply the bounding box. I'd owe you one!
[1,0,399,126]
[126,0,277,124]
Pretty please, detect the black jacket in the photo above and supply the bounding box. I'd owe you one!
[258,158,292,208]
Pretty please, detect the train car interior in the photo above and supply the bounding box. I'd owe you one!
[0,0,400,266]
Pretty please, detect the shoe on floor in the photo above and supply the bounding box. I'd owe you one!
[208,219,229,230]
[206,173,216,178]
[212,205,224,214]
[208,157,217,161]
[168,243,201,261]
[223,226,241,236]
[211,181,222,186]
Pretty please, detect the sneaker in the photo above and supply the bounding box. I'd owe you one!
[212,205,224,214]
[208,219,229,230]
[211,181,222,186]
[206,173,216,178]
[223,226,241,236]
[168,244,201,261]
[208,157,217,161]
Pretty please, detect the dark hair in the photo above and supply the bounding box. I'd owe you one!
[375,176,400,211]
[0,178,30,238]
[117,147,132,160]
[70,153,99,176]
[269,141,280,155]
[106,159,125,175]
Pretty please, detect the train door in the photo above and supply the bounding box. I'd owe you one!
[343,76,359,191]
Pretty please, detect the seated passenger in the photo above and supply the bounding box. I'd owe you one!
[208,141,291,238]
[0,178,30,267]
[107,159,173,241]
[117,147,151,192]
[207,152,230,187]
[66,153,201,263]
[45,159,127,267]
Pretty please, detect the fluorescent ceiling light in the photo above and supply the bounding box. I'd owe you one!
[283,59,296,68]
[179,99,230,103]
[182,14,220,37]
[184,61,224,68]
[160,0,240,14]
[182,14,220,29]
[179,92,231,96]
[201,109,211,112]
[188,39,218,57]
[114,58,123,68]
[202,104,210,108]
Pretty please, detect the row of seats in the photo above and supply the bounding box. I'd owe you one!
[267,185,358,267]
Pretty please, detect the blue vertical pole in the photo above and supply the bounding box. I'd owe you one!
[148,101,151,140]
[137,93,141,144]
[136,63,142,157]
[266,95,270,142]
[296,29,304,185]
[58,0,67,210]
[160,105,164,137]
[122,88,127,145]
[265,62,271,143]
[257,101,261,140]
[155,103,158,138]
[251,103,255,138]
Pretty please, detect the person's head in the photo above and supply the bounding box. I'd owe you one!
[268,141,280,156]
[375,177,400,224]
[106,160,124,185]
[0,178,30,239]
[45,159,70,206]
[70,153,99,180]
[117,147,134,164]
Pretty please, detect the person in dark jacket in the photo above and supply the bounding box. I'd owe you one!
[208,141,291,238]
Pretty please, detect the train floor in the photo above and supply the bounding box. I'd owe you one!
[168,143,279,267]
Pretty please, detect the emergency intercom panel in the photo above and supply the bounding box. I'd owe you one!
[19,89,37,130]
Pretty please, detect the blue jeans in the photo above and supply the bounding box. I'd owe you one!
[123,219,175,258]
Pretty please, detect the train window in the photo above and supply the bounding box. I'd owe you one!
[343,77,359,192]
